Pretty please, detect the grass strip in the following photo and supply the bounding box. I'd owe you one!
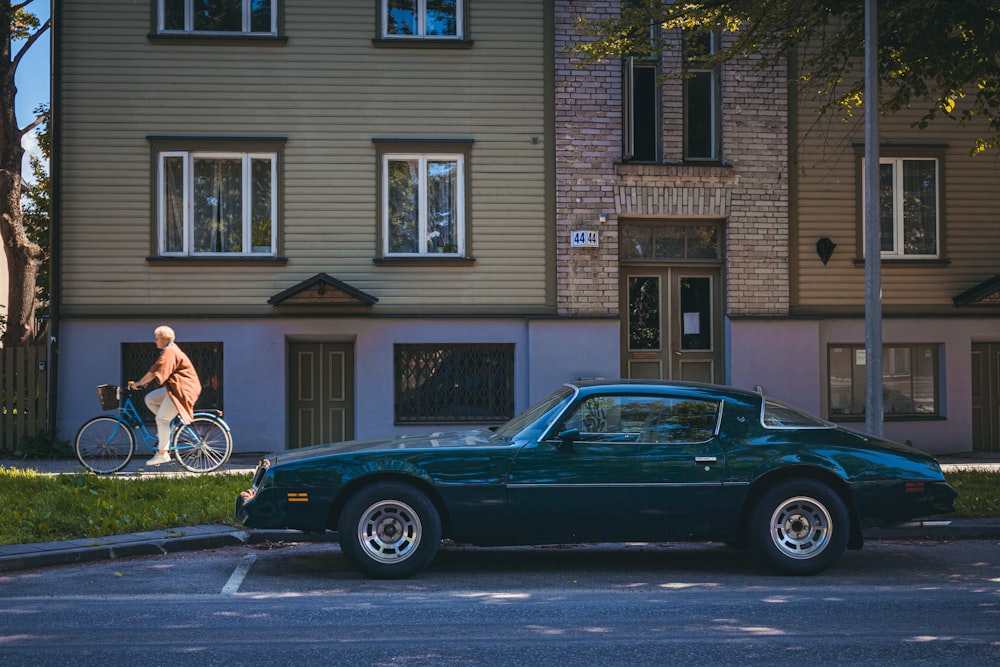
[947,469,1000,519]
[0,467,251,546]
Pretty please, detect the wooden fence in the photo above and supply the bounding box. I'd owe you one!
[0,344,49,455]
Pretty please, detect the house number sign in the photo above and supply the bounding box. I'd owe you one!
[571,230,599,248]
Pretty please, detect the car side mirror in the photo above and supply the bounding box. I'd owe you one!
[557,428,579,452]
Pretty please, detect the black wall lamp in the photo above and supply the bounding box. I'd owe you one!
[816,237,837,265]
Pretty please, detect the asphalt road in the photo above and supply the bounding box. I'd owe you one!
[1,539,998,665]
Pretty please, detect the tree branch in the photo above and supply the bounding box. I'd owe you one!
[19,107,47,138]
[11,17,50,73]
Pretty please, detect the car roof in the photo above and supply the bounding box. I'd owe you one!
[565,379,763,403]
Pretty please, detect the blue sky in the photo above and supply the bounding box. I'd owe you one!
[16,1,51,179]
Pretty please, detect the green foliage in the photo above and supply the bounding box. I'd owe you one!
[573,0,1000,155]
[0,469,251,546]
[15,430,71,459]
[946,469,1000,518]
[22,103,51,315]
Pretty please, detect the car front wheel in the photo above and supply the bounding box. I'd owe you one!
[749,479,849,575]
[338,482,442,579]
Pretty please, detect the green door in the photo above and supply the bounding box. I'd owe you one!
[622,267,722,383]
[288,342,355,449]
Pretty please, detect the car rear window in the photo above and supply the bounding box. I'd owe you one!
[761,399,833,429]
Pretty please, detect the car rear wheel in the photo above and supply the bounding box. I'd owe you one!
[749,479,849,575]
[338,482,442,579]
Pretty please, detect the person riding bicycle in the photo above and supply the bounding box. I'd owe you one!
[132,326,201,466]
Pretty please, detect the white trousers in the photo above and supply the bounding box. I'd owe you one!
[144,387,178,453]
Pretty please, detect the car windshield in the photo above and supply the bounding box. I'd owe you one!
[491,385,575,442]
[761,398,833,429]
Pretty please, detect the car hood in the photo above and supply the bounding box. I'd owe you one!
[264,429,498,467]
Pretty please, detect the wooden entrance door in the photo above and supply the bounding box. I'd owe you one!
[971,343,1000,453]
[288,342,355,449]
[621,267,722,383]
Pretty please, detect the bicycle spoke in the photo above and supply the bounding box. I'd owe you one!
[171,416,232,473]
[74,416,135,474]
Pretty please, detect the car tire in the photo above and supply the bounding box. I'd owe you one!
[338,482,442,579]
[748,478,849,575]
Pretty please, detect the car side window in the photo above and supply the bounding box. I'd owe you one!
[561,395,720,444]
[640,398,720,443]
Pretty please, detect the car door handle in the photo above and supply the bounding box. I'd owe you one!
[694,456,718,464]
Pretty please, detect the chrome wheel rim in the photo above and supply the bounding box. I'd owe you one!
[769,495,832,560]
[357,500,422,564]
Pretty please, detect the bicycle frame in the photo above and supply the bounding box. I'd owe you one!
[116,389,225,453]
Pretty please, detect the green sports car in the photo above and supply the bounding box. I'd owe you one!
[236,380,957,578]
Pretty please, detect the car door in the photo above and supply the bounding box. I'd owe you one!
[505,392,727,543]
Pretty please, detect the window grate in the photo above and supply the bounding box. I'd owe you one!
[121,342,224,422]
[394,344,514,423]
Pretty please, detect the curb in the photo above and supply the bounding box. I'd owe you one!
[0,525,335,573]
[1,522,997,573]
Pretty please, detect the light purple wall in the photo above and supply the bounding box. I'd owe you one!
[729,316,984,455]
[57,317,620,454]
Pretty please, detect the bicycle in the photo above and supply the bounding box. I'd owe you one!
[74,383,233,474]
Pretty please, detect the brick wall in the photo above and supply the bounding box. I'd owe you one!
[555,1,789,317]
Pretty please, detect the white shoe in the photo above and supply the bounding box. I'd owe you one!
[147,452,172,466]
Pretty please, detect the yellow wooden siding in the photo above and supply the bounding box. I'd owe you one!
[793,95,1000,311]
[59,1,550,315]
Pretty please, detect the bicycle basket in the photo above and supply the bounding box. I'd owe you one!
[96,384,121,410]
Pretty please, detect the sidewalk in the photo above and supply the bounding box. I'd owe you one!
[1,453,998,573]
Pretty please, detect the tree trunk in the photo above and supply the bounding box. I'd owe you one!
[0,1,45,346]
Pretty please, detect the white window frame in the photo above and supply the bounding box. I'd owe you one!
[381,153,466,257]
[381,0,463,39]
[157,151,278,257]
[158,0,277,35]
[863,156,941,259]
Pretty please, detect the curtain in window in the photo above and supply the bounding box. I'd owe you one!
[193,158,242,253]
[902,159,937,255]
[878,163,895,252]
[250,158,272,253]
[163,156,185,252]
[388,159,420,253]
[427,160,457,252]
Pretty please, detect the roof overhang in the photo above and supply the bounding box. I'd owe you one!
[954,275,1000,307]
[268,273,379,309]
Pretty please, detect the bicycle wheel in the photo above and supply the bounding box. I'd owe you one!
[171,415,232,473]
[75,416,136,474]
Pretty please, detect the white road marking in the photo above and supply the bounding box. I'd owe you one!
[222,554,256,595]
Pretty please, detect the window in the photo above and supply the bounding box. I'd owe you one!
[762,399,832,430]
[559,395,720,444]
[158,150,277,256]
[623,59,660,162]
[159,0,276,35]
[394,344,514,423]
[382,0,462,39]
[828,344,939,418]
[860,155,942,260]
[684,30,720,161]
[866,157,940,258]
[122,341,224,420]
[620,222,721,260]
[379,148,467,257]
[621,0,660,162]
